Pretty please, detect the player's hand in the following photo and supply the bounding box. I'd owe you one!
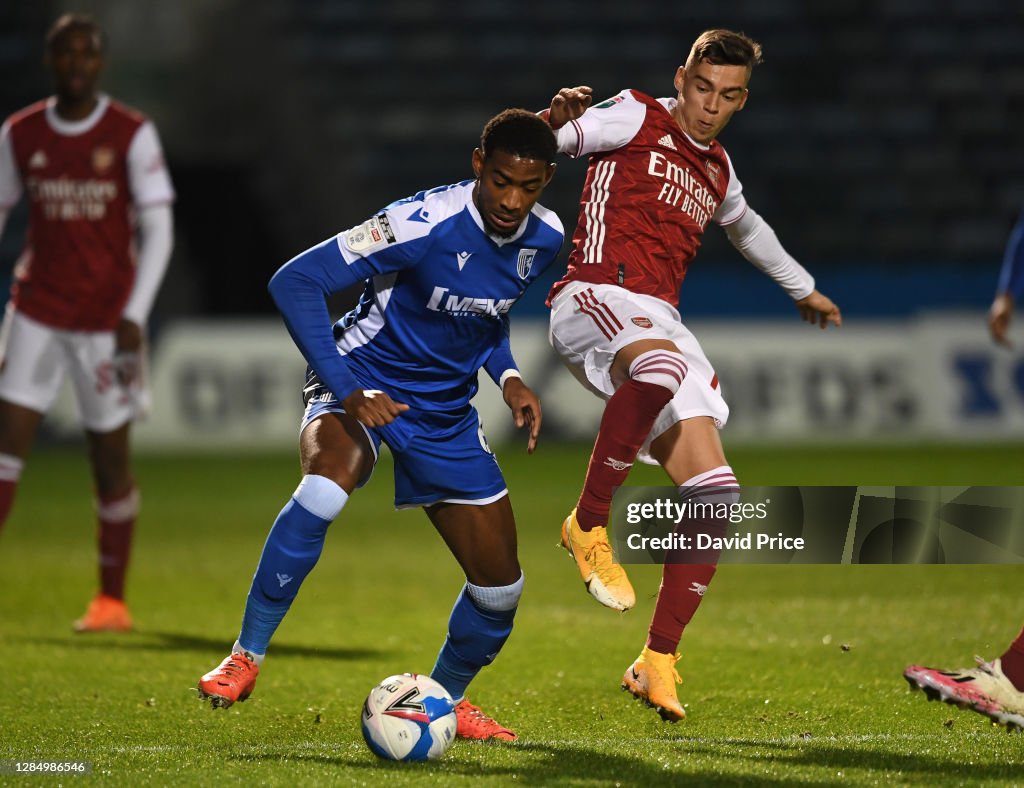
[795,290,842,329]
[114,318,144,386]
[989,292,1015,347]
[115,318,143,354]
[113,351,142,387]
[502,376,542,454]
[548,86,593,130]
[342,388,409,427]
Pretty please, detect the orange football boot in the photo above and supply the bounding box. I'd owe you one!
[621,646,686,721]
[72,594,133,633]
[454,698,517,741]
[198,652,260,709]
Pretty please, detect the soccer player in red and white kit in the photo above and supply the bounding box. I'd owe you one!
[541,29,841,721]
[0,14,174,631]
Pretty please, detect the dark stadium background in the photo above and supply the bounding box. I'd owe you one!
[3,1,1021,326]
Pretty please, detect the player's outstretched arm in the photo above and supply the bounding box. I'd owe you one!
[989,293,1015,347]
[545,86,593,129]
[502,377,542,454]
[795,290,842,330]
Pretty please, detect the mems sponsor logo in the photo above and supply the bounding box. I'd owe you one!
[426,286,517,316]
[26,176,118,220]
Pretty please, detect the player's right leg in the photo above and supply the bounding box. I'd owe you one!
[550,285,692,612]
[0,400,43,533]
[562,339,687,612]
[0,309,62,534]
[198,388,376,708]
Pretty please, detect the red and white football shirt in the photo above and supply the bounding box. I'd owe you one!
[548,89,747,308]
[0,94,175,330]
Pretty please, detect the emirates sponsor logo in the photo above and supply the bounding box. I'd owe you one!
[631,316,653,328]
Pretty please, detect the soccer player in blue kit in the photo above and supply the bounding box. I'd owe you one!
[197,109,563,741]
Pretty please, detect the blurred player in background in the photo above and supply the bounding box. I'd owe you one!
[197,109,561,741]
[541,29,841,721]
[988,210,1024,346]
[0,14,175,632]
[904,625,1024,731]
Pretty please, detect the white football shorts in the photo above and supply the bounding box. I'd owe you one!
[548,281,729,464]
[0,307,147,432]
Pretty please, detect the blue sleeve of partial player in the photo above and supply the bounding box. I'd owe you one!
[482,315,517,387]
[997,213,1024,299]
[268,238,364,401]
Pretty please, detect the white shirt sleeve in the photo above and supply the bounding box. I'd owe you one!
[712,151,747,226]
[0,120,23,210]
[127,121,175,208]
[122,203,174,325]
[555,89,646,159]
[724,205,815,300]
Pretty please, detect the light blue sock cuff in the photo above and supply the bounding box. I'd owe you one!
[465,572,524,612]
[293,475,349,521]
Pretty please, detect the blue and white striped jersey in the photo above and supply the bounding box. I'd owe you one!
[269,179,564,414]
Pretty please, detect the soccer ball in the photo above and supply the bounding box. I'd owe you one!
[361,673,457,761]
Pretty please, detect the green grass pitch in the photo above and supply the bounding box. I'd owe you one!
[0,443,1022,785]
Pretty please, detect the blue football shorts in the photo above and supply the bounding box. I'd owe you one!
[300,369,507,509]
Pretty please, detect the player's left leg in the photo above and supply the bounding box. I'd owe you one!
[426,497,521,741]
[75,421,137,632]
[67,327,144,632]
[620,417,739,722]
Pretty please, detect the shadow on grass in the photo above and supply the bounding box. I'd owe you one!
[680,735,1021,783]
[15,630,381,661]
[242,736,1021,785]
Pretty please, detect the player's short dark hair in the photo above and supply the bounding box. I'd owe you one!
[46,13,105,53]
[685,29,762,70]
[480,109,557,165]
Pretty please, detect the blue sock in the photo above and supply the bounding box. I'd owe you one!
[237,475,348,657]
[430,576,522,701]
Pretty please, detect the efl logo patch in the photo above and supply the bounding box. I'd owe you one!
[631,316,653,329]
[517,248,537,279]
[594,95,625,109]
[346,213,396,254]
[92,146,115,174]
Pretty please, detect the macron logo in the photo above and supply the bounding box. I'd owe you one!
[456,251,473,270]
[276,573,294,588]
[658,134,677,151]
